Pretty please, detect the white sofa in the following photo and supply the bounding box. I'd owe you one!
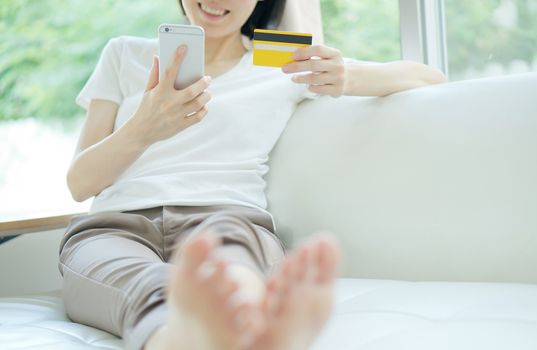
[1,72,536,349]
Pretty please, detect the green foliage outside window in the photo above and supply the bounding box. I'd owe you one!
[444,0,537,79]
[0,0,180,126]
[320,0,400,62]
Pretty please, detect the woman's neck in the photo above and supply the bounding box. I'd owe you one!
[205,32,247,65]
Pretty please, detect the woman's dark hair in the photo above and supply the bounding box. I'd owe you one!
[178,0,287,40]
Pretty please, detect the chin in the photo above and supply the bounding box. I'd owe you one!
[202,26,241,40]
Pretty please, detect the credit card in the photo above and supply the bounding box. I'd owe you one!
[253,29,313,68]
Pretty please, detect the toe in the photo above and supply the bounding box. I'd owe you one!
[262,276,282,315]
[179,233,219,274]
[316,236,341,284]
[281,258,299,292]
[296,246,311,281]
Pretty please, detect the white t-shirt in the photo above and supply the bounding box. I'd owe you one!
[76,35,319,229]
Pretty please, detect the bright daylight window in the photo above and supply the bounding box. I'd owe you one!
[444,0,537,80]
[1,0,179,221]
[4,0,531,221]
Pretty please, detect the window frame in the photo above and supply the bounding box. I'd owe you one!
[399,0,449,76]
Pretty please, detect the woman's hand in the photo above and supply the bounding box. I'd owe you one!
[130,46,212,147]
[283,45,448,97]
[282,44,347,98]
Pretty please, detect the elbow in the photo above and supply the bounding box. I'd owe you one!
[66,168,92,202]
[417,62,448,85]
[385,61,448,96]
[402,61,448,87]
[426,67,448,85]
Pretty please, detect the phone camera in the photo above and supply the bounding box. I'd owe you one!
[165,27,170,32]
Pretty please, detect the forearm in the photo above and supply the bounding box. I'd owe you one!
[343,60,448,97]
[66,118,149,202]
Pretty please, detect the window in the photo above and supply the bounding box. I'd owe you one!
[444,0,537,80]
[1,0,402,221]
[0,0,180,221]
[398,0,537,80]
[320,0,401,62]
[3,0,533,221]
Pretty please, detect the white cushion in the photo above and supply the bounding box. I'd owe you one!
[0,290,121,349]
[1,279,536,350]
[266,72,537,283]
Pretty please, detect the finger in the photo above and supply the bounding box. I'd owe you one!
[185,105,209,124]
[164,45,187,88]
[283,58,333,74]
[182,91,211,116]
[177,75,212,102]
[291,72,337,85]
[292,44,341,61]
[144,55,159,92]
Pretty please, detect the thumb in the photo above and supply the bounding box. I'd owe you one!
[145,55,159,92]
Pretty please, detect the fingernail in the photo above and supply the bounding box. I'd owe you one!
[282,65,289,73]
[177,46,186,54]
[204,75,212,83]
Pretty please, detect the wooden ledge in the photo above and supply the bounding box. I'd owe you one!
[0,213,87,237]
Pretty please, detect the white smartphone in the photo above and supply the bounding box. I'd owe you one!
[158,24,205,90]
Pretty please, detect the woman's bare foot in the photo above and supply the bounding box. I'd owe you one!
[252,233,341,350]
[144,233,260,350]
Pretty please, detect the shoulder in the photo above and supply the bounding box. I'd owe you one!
[105,35,157,56]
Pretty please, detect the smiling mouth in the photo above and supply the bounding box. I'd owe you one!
[198,2,230,17]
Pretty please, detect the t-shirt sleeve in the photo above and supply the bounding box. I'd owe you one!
[75,37,124,110]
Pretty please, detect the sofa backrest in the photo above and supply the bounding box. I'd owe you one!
[266,72,537,283]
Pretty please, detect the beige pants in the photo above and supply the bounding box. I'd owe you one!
[57,204,285,350]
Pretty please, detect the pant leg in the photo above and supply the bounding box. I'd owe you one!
[58,204,286,350]
[165,205,286,278]
[57,207,171,350]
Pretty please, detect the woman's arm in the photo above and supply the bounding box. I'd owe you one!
[283,45,448,97]
[67,49,212,202]
[66,99,150,202]
[343,60,448,97]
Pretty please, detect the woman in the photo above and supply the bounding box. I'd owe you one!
[58,1,447,350]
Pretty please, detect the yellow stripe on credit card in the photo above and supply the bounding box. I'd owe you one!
[253,29,312,68]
